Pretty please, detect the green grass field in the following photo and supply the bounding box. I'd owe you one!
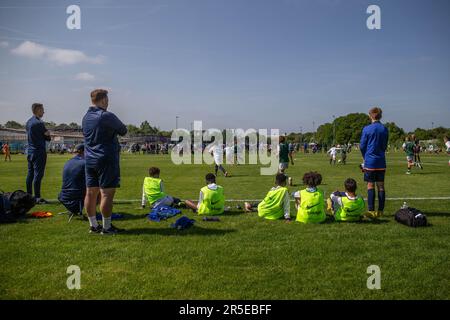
[0,151,449,299]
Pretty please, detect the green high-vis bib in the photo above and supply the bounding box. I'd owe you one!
[198,185,225,215]
[258,187,288,220]
[143,177,166,205]
[296,189,326,223]
[335,196,365,222]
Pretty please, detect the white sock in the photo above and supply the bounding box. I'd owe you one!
[88,216,98,228]
[102,216,112,230]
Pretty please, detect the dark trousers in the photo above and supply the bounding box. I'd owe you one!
[26,152,47,199]
[58,192,84,215]
[215,164,226,175]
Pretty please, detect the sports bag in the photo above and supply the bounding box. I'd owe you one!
[394,207,428,227]
[0,190,36,223]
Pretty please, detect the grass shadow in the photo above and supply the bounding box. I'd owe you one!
[114,212,148,221]
[322,216,390,224]
[122,225,236,236]
[221,210,248,216]
[420,210,450,218]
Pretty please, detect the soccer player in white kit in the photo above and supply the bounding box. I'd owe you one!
[209,144,229,177]
[444,136,450,166]
[327,145,338,165]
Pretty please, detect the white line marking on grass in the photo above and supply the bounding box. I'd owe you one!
[45,197,450,203]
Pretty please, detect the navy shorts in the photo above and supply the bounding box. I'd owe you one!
[364,170,385,183]
[86,163,120,188]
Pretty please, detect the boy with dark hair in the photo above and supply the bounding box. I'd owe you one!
[244,173,291,221]
[185,173,225,215]
[328,178,366,222]
[142,167,181,209]
[293,171,326,223]
[278,136,294,186]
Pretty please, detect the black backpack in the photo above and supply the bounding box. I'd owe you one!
[0,190,36,223]
[394,207,428,227]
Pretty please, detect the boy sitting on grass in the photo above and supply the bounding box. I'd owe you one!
[293,171,326,223]
[244,173,291,221]
[185,173,225,215]
[327,178,365,222]
[142,167,181,209]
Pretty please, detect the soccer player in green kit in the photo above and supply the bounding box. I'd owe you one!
[278,136,294,186]
[402,136,415,175]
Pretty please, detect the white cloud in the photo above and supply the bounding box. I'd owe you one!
[75,72,96,81]
[11,41,104,66]
[0,41,9,48]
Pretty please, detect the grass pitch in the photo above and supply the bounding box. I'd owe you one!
[0,151,449,299]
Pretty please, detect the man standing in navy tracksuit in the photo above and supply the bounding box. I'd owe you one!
[360,107,389,219]
[58,144,86,217]
[25,103,51,204]
[82,89,127,235]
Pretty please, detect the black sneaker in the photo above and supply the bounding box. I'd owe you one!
[89,225,102,234]
[35,198,49,205]
[101,224,124,235]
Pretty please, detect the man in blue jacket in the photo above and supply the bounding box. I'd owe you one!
[82,89,127,235]
[58,144,86,219]
[25,103,51,204]
[360,107,389,218]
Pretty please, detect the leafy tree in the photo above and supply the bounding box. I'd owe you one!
[385,122,405,144]
[334,113,371,144]
[44,121,57,129]
[69,122,81,130]
[4,121,24,129]
[55,123,71,131]
[316,123,333,145]
[127,124,140,135]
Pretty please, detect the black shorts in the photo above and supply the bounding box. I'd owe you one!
[364,170,385,183]
[86,163,120,188]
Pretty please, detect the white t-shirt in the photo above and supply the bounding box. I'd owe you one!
[445,141,450,152]
[208,145,223,165]
[327,147,337,157]
[330,192,357,208]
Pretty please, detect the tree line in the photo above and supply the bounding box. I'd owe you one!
[1,120,172,138]
[2,114,449,145]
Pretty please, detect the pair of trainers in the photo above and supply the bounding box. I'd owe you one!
[365,210,383,219]
[89,224,124,235]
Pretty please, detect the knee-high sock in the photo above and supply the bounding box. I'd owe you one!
[378,191,385,211]
[368,189,375,211]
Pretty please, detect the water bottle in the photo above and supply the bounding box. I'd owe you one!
[401,202,408,209]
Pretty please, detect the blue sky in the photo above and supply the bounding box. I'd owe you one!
[0,0,449,132]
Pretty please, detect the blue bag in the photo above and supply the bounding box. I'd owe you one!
[171,216,195,230]
[148,205,181,222]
